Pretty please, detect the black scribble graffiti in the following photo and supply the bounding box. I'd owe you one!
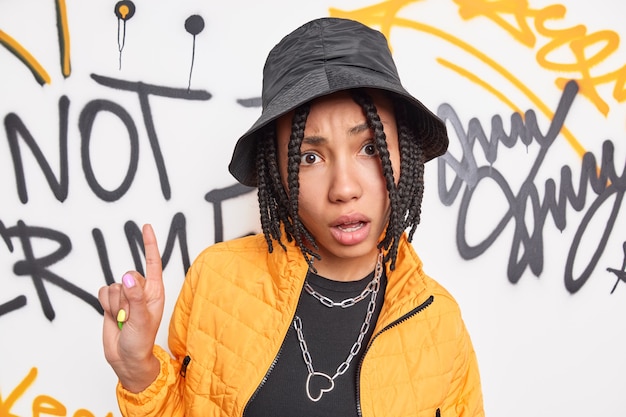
[438,79,626,294]
[607,242,626,294]
[185,15,205,91]
[114,0,136,70]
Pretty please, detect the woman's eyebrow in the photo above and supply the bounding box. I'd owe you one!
[302,135,326,145]
[302,122,372,144]
[348,123,370,136]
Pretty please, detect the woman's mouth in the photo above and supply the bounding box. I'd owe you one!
[337,221,365,232]
[330,217,371,245]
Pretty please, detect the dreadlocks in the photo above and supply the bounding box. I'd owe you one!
[255,89,425,270]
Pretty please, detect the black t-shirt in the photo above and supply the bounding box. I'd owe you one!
[244,268,387,417]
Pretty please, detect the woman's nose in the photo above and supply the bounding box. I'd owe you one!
[328,159,363,203]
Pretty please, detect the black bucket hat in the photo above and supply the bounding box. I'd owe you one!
[228,17,448,187]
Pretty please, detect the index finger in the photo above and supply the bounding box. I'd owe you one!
[142,224,162,284]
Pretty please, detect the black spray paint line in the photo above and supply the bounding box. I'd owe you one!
[5,96,70,203]
[205,183,256,243]
[606,242,626,294]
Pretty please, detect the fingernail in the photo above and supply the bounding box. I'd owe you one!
[117,309,127,322]
[117,309,126,330]
[122,273,135,288]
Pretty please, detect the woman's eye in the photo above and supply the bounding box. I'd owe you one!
[301,152,320,165]
[361,143,377,156]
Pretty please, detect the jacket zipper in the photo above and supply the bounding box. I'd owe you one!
[180,355,191,377]
[242,265,308,417]
[242,311,297,416]
[355,294,434,417]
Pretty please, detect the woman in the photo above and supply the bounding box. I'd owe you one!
[98,17,484,417]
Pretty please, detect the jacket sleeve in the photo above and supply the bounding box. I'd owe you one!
[114,257,199,417]
[115,346,186,417]
[447,318,485,417]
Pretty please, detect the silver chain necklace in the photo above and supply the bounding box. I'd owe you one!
[293,251,383,402]
[304,271,378,308]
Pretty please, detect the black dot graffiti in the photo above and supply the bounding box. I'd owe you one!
[114,0,136,70]
[184,14,205,91]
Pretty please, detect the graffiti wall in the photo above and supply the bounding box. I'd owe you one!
[1,0,624,416]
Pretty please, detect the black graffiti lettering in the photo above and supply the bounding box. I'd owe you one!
[79,99,139,201]
[6,221,102,320]
[606,242,626,294]
[0,295,27,317]
[437,80,625,292]
[205,183,256,243]
[93,214,192,285]
[92,227,115,286]
[0,219,27,317]
[0,219,13,251]
[3,76,211,204]
[437,111,531,206]
[440,81,578,273]
[0,213,195,320]
[4,95,70,203]
[564,141,626,292]
[90,74,212,200]
[121,213,191,276]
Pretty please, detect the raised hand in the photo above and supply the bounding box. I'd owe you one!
[98,224,164,392]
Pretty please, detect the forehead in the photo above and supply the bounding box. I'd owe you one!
[276,89,395,135]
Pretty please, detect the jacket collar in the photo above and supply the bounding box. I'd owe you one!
[267,233,428,332]
[376,234,429,332]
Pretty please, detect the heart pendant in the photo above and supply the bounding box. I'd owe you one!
[306,372,335,402]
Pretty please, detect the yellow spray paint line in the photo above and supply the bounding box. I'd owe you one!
[55,0,71,77]
[0,30,51,85]
[438,58,523,115]
[395,18,587,159]
[0,367,38,411]
[437,57,586,160]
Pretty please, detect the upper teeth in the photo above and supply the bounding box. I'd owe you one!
[339,223,361,232]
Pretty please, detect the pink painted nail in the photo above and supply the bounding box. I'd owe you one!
[122,273,136,288]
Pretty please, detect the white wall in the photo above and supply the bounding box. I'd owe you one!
[1,1,625,416]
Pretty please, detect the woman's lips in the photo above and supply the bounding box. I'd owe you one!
[330,215,371,245]
[337,221,364,232]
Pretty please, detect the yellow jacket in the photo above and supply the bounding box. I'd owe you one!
[117,233,483,417]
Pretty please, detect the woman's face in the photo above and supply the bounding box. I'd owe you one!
[276,90,400,279]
